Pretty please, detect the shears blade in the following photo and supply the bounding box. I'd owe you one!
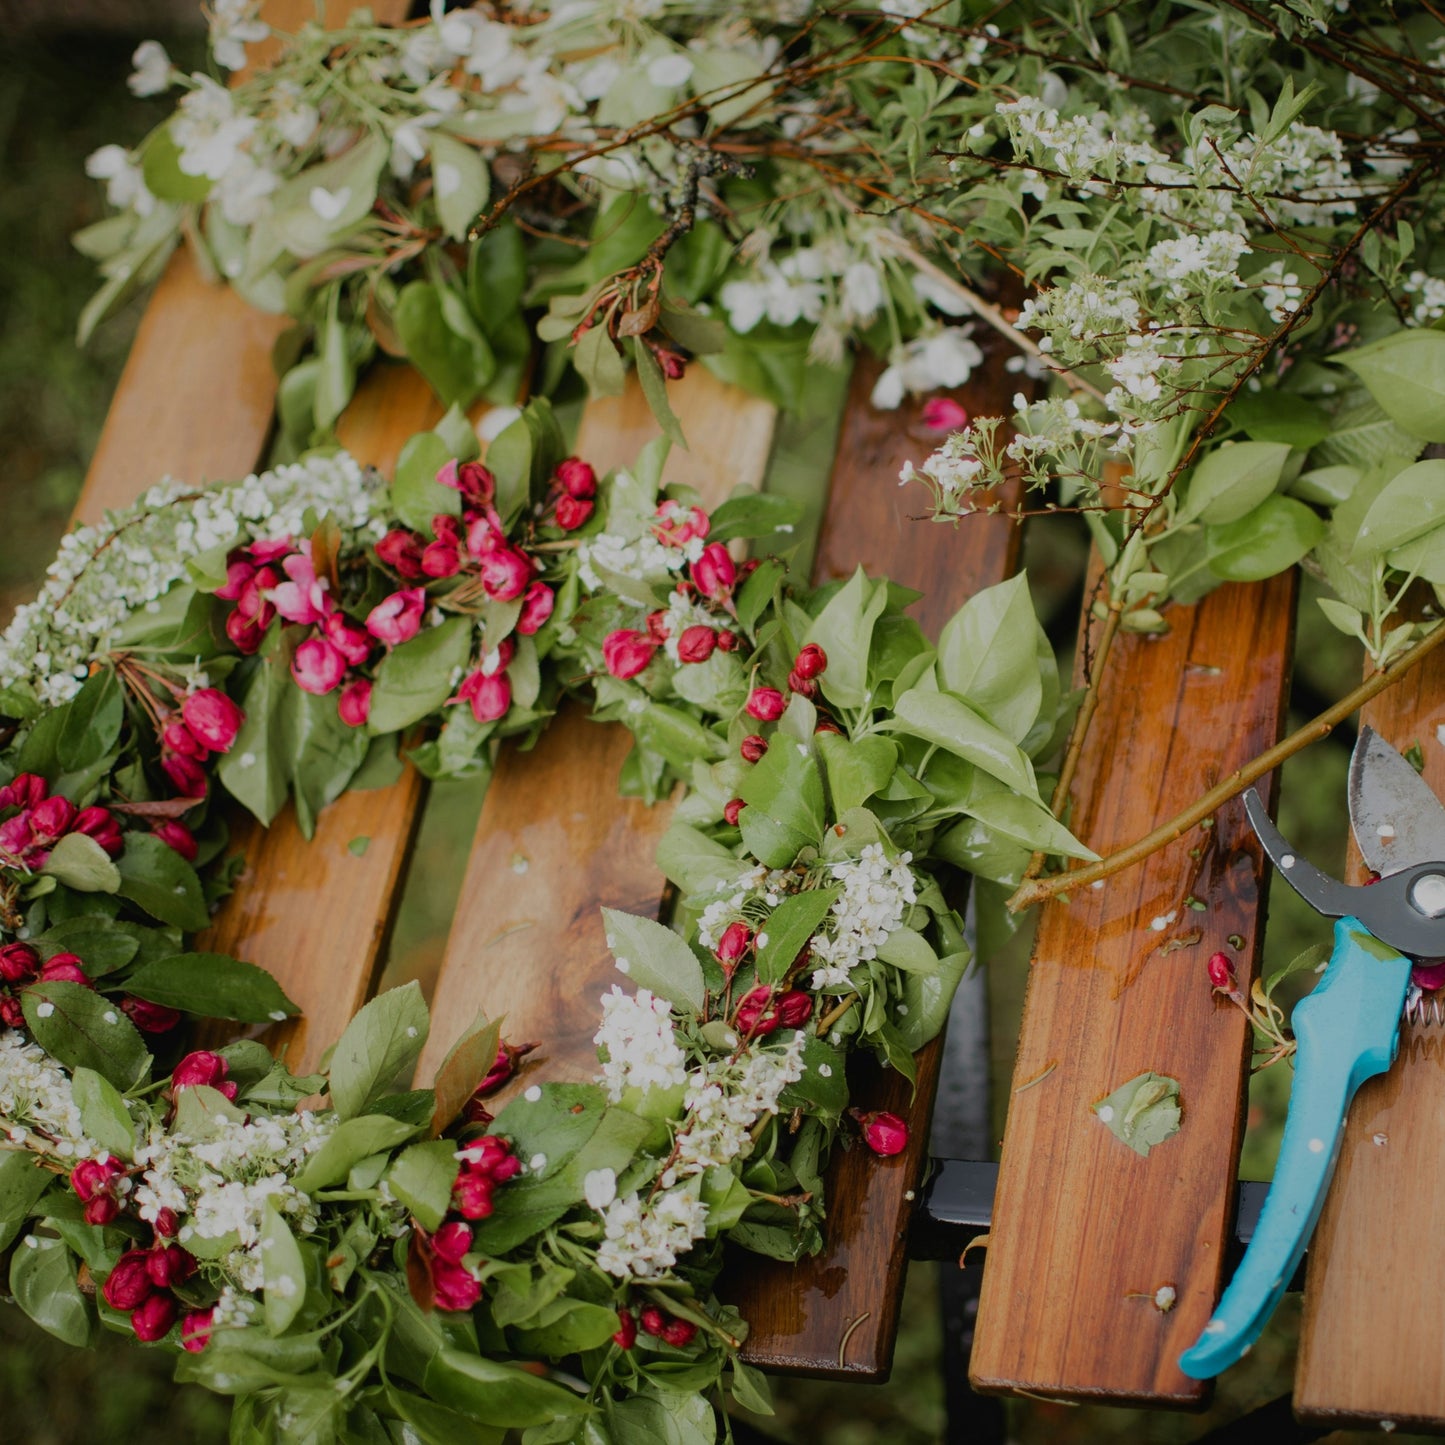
[1348,725,1445,879]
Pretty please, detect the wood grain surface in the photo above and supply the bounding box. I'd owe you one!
[970,570,1297,1407]
[413,367,777,1085]
[726,350,1022,1378]
[1295,644,1445,1431]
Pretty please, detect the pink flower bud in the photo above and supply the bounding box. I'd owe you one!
[793,644,827,680]
[291,636,348,695]
[517,582,555,636]
[71,1155,123,1203]
[325,612,373,667]
[613,1308,637,1349]
[270,549,332,626]
[716,920,751,962]
[736,987,811,1035]
[247,537,293,565]
[465,510,505,559]
[224,608,266,656]
[432,1221,473,1263]
[121,995,182,1033]
[677,626,716,664]
[365,588,427,648]
[40,954,89,987]
[162,718,206,759]
[1413,960,1445,991]
[556,457,597,500]
[746,687,786,722]
[787,670,817,698]
[452,1171,495,1220]
[151,820,198,863]
[376,529,425,580]
[0,943,39,983]
[434,1258,484,1311]
[421,538,464,578]
[722,799,744,828]
[645,610,670,643]
[466,671,512,724]
[555,495,594,532]
[920,396,969,432]
[602,630,657,681]
[72,806,124,857]
[457,461,496,504]
[740,734,768,763]
[132,1292,178,1342]
[0,774,47,811]
[102,1250,155,1311]
[639,1305,667,1337]
[214,559,255,601]
[145,1244,196,1289]
[30,795,77,841]
[171,1051,234,1098]
[181,689,244,753]
[652,500,710,549]
[660,1317,697,1347]
[1207,952,1236,990]
[480,548,533,602]
[691,543,736,601]
[653,347,687,382]
[458,1134,516,1179]
[337,678,372,729]
[857,1109,909,1157]
[161,752,208,799]
[181,1308,214,1353]
[716,629,739,653]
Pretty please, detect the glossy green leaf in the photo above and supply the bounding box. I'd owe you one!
[805,567,888,710]
[368,617,472,735]
[396,280,495,409]
[124,952,299,1023]
[1206,494,1325,581]
[1354,459,1445,557]
[888,689,1039,799]
[329,982,432,1120]
[40,832,121,894]
[10,1235,95,1347]
[385,1140,460,1233]
[935,574,1044,742]
[71,1066,136,1161]
[261,1204,307,1336]
[22,981,150,1091]
[600,908,704,1012]
[1336,328,1445,442]
[430,132,490,242]
[754,887,839,984]
[424,1348,593,1428]
[114,830,210,930]
[1179,440,1292,525]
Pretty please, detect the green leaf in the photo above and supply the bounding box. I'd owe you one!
[40,833,121,894]
[705,492,803,546]
[575,325,628,399]
[738,738,826,867]
[424,1348,592,1428]
[271,134,386,258]
[935,574,1044,742]
[816,733,898,814]
[0,1153,53,1251]
[429,1012,504,1137]
[124,953,299,1023]
[755,887,839,984]
[960,784,1097,861]
[396,280,495,409]
[778,1033,849,1118]
[731,1361,774,1415]
[888,689,1039,799]
[899,948,971,1052]
[217,646,291,826]
[1227,392,1331,448]
[1265,940,1332,998]
[877,925,939,974]
[805,568,889,710]
[513,1300,624,1357]
[261,1204,307,1336]
[1354,459,1445,557]
[22,982,150,1091]
[1336,328,1445,442]
[329,982,432,1120]
[71,1066,136,1161]
[1093,1071,1182,1157]
[35,918,138,976]
[11,1235,95,1347]
[600,908,704,1013]
[631,337,687,448]
[384,1140,460,1232]
[430,132,490,242]
[369,617,472,735]
[1206,494,1326,581]
[1179,441,1293,525]
[115,831,210,930]
[655,823,744,896]
[57,668,123,773]
[141,125,212,204]
[392,429,461,534]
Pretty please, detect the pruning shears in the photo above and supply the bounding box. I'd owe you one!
[1180,725,1445,1379]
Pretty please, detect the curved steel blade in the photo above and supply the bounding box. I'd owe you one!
[1348,725,1445,877]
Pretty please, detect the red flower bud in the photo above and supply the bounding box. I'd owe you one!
[613,1308,637,1349]
[653,347,687,382]
[0,997,24,1029]
[325,612,373,668]
[458,1134,518,1179]
[0,774,47,812]
[30,795,77,841]
[660,1317,697,1348]
[171,1051,234,1098]
[920,396,968,433]
[421,538,464,578]
[452,1171,495,1220]
[736,986,812,1035]
[365,588,427,648]
[72,806,124,857]
[432,1221,473,1263]
[103,1250,155,1311]
[652,501,710,549]
[436,459,495,506]
[0,943,39,983]
[745,687,786,722]
[291,636,348,695]
[787,670,817,699]
[516,581,555,636]
[224,607,266,655]
[181,1308,214,1353]
[740,734,768,763]
[151,820,198,863]
[214,559,255,601]
[132,1291,179,1342]
[814,717,843,736]
[555,457,597,500]
[691,543,736,602]
[457,670,511,724]
[163,719,206,759]
[602,630,657,681]
[40,954,90,987]
[716,920,751,962]
[715,629,739,653]
[645,610,670,644]
[376,529,426,580]
[1207,952,1236,990]
[145,1244,196,1289]
[793,644,828,679]
[71,1155,124,1203]
[161,751,208,799]
[84,1194,122,1226]
[555,494,595,532]
[153,1209,180,1239]
[857,1109,909,1157]
[338,678,372,729]
[677,626,717,664]
[639,1305,668,1337]
[121,995,183,1033]
[722,799,744,828]
[433,1258,483,1312]
[480,548,533,601]
[181,689,244,754]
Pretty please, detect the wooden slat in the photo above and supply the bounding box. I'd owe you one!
[726,351,1020,1378]
[1295,645,1445,1431]
[971,570,1297,1407]
[198,365,440,1071]
[413,368,777,1085]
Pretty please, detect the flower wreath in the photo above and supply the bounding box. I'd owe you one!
[0,411,1088,1443]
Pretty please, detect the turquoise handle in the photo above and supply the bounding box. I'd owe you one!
[1178,917,1410,1379]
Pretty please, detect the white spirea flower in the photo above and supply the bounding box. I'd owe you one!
[576,530,688,593]
[584,1166,618,1210]
[1403,270,1445,326]
[209,0,271,72]
[596,1186,709,1280]
[809,843,918,990]
[0,1031,102,1162]
[173,77,259,180]
[593,986,689,1101]
[85,145,156,217]
[872,328,984,409]
[128,40,173,98]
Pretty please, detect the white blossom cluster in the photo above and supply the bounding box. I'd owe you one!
[1256,259,1308,324]
[0,1031,103,1162]
[595,1185,709,1281]
[0,453,382,707]
[871,328,986,410]
[694,861,792,949]
[809,844,918,991]
[576,529,692,594]
[135,1109,335,1290]
[897,427,987,501]
[1403,270,1445,326]
[594,985,689,1101]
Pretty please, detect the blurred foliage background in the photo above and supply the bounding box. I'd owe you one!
[0,11,1421,1444]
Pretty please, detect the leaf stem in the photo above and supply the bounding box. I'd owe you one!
[1007,618,1445,912]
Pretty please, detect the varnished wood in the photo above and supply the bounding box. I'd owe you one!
[971,569,1298,1407]
[413,368,777,1085]
[198,364,443,1072]
[1295,642,1445,1431]
[727,349,1021,1378]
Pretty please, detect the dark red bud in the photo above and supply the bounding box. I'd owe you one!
[613,1308,638,1349]
[722,799,744,827]
[740,734,769,763]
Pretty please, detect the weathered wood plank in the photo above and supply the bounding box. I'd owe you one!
[1295,645,1445,1432]
[971,570,1297,1407]
[727,351,1020,1378]
[198,365,441,1071]
[413,368,777,1085]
